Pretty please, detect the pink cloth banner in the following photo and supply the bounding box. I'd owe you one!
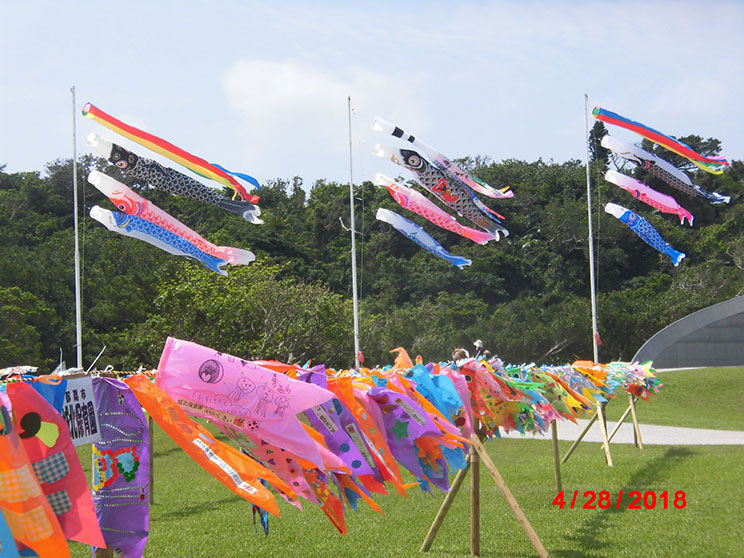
[155,338,334,468]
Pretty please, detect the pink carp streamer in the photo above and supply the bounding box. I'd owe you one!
[605,170,693,225]
[88,171,254,266]
[373,144,508,239]
[601,135,730,205]
[374,174,496,244]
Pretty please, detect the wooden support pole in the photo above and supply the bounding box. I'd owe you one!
[470,444,480,556]
[551,421,562,493]
[596,402,613,467]
[560,413,597,464]
[628,394,643,449]
[470,437,550,558]
[606,404,633,444]
[419,463,470,552]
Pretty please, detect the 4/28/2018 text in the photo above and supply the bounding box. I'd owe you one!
[552,490,687,510]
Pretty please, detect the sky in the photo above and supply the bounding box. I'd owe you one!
[1,0,743,191]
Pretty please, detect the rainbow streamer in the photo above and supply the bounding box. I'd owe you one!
[82,103,258,201]
[592,106,729,174]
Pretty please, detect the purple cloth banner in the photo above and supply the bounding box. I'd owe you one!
[91,378,150,558]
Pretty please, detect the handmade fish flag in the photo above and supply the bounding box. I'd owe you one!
[405,364,466,431]
[374,145,509,239]
[335,473,383,514]
[605,202,685,266]
[91,378,150,558]
[601,135,730,205]
[0,512,20,558]
[604,169,693,225]
[366,387,450,492]
[442,368,474,438]
[303,469,347,534]
[371,117,513,199]
[326,377,409,497]
[87,133,263,223]
[212,416,352,534]
[297,369,379,478]
[230,433,317,508]
[123,374,291,516]
[543,371,595,416]
[607,361,660,400]
[82,102,259,200]
[88,170,255,267]
[376,208,471,269]
[374,174,495,244]
[5,382,106,547]
[0,402,69,558]
[458,360,527,435]
[553,364,607,404]
[592,106,729,174]
[154,337,337,469]
[28,376,67,415]
[90,206,231,276]
[301,423,352,473]
[380,371,467,450]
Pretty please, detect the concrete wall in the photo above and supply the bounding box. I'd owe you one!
[632,296,744,368]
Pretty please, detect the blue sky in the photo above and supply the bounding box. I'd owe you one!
[1,0,742,189]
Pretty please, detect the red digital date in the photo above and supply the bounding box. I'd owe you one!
[552,490,686,510]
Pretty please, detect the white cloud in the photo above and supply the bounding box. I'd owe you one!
[221,59,432,182]
[2,1,743,178]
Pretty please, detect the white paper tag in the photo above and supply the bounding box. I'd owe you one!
[193,438,257,494]
[344,423,375,468]
[395,397,427,426]
[312,404,338,434]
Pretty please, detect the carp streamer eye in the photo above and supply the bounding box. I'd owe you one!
[19,411,42,439]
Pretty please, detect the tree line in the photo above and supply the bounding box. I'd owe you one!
[2,124,742,371]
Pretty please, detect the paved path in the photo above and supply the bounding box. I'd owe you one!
[499,419,744,445]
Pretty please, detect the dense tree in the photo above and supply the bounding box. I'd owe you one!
[0,139,741,371]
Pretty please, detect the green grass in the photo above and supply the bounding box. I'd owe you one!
[604,367,744,431]
[68,367,744,557]
[71,434,744,557]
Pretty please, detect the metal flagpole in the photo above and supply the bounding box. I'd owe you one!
[584,93,599,363]
[585,94,613,466]
[71,86,84,369]
[348,96,361,369]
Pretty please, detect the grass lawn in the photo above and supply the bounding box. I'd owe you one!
[604,367,744,431]
[67,367,744,557]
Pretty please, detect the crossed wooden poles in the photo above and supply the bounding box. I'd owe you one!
[552,393,644,493]
[420,425,550,557]
[421,394,644,556]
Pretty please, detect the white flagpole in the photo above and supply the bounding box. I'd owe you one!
[348,96,361,368]
[71,86,83,369]
[584,93,599,362]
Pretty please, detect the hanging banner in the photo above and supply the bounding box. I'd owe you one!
[61,377,101,446]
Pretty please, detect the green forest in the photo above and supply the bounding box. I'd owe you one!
[2,123,742,371]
